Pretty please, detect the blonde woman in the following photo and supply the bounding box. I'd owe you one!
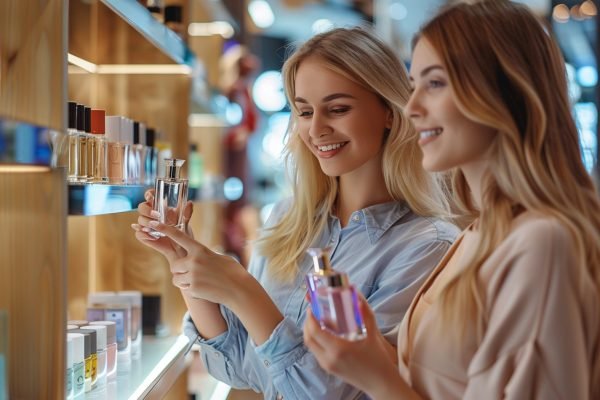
[132,27,458,399]
[304,1,600,399]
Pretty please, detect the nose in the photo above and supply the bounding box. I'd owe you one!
[308,113,332,139]
[405,89,423,121]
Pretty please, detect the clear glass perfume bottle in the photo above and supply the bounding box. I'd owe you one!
[150,158,189,238]
[67,102,79,182]
[305,247,366,341]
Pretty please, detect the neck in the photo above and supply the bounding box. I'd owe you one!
[336,171,394,227]
[460,160,489,210]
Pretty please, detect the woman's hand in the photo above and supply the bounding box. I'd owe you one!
[131,189,194,263]
[144,220,249,307]
[303,297,403,398]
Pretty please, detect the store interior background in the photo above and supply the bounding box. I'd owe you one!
[0,0,597,399]
[213,0,600,241]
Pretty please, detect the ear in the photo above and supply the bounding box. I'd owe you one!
[385,109,393,130]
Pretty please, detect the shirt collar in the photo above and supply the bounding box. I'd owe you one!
[331,201,411,245]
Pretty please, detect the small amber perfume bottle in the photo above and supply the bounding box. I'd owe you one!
[150,158,189,238]
[305,247,366,341]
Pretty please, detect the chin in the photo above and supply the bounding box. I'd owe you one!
[421,158,451,173]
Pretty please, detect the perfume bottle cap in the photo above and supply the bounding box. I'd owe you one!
[90,110,105,134]
[84,107,92,133]
[67,333,85,364]
[133,122,140,145]
[76,104,86,132]
[105,116,121,143]
[306,247,333,274]
[68,102,77,129]
[89,321,116,345]
[164,158,186,180]
[146,128,156,147]
[82,325,107,351]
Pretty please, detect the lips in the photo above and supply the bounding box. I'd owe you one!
[313,141,349,158]
[418,128,443,146]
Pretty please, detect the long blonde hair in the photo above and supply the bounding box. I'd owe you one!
[418,0,600,348]
[256,27,451,281]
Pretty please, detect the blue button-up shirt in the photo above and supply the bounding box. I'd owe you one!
[183,200,459,400]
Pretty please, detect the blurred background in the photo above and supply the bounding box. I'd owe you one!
[184,0,598,262]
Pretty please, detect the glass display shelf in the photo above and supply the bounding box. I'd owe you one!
[100,0,194,67]
[68,184,151,216]
[78,335,230,400]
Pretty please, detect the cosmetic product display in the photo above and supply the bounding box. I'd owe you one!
[90,109,108,183]
[0,310,7,400]
[68,328,97,392]
[87,293,131,363]
[132,122,147,185]
[150,158,189,238]
[89,321,117,379]
[82,325,107,386]
[67,333,85,398]
[145,128,158,185]
[117,291,143,358]
[305,247,366,341]
[146,0,164,23]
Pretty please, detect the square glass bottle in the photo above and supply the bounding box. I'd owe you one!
[150,158,189,238]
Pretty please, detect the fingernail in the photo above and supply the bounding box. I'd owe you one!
[142,227,152,233]
[149,220,160,228]
[131,223,140,230]
[150,210,160,219]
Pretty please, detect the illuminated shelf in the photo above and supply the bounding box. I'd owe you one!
[100,0,193,67]
[82,335,230,400]
[68,184,150,216]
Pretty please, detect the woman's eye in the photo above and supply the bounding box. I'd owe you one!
[330,107,350,114]
[428,80,445,89]
[298,110,313,117]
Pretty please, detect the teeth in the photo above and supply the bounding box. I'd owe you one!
[420,128,443,139]
[317,142,346,151]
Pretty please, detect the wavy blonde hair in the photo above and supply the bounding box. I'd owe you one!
[256,27,451,282]
[417,0,600,366]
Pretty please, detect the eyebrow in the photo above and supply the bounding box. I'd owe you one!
[409,65,444,81]
[294,93,356,104]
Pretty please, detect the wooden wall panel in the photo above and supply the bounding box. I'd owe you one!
[0,0,65,130]
[0,167,66,399]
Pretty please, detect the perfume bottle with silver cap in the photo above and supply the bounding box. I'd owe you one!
[305,247,366,340]
[150,158,189,238]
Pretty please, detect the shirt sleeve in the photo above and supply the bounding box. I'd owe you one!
[464,220,592,400]
[183,306,253,389]
[250,238,454,400]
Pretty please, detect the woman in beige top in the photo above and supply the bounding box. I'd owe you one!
[303,1,600,399]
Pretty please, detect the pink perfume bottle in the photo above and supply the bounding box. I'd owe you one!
[150,158,189,238]
[305,247,366,341]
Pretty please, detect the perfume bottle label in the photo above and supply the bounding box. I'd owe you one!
[74,361,85,393]
[105,309,127,351]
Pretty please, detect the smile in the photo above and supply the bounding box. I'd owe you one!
[316,142,348,152]
[419,128,443,140]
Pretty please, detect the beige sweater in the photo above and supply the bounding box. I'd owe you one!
[397,214,600,399]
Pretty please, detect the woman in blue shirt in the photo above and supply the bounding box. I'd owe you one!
[132,27,459,399]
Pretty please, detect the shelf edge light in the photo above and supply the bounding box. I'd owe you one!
[188,22,234,39]
[67,53,191,75]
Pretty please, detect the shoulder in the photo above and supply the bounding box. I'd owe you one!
[503,214,574,259]
[393,212,460,246]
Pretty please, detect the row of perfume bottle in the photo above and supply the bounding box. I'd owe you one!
[64,291,142,399]
[55,101,167,186]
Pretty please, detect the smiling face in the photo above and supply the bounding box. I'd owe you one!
[293,56,391,179]
[406,38,496,173]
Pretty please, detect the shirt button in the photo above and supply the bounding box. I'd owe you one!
[214,351,221,357]
[276,394,284,400]
[264,360,271,367]
[352,215,360,222]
